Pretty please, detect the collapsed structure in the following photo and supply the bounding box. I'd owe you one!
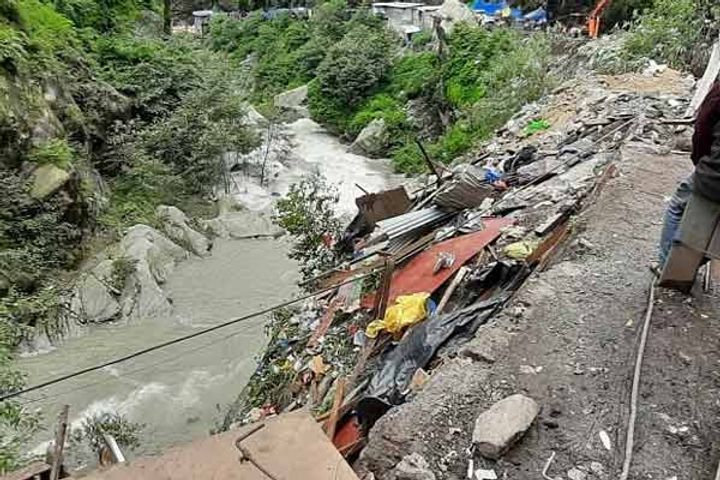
[218,52,695,478]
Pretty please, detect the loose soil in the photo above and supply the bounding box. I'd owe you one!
[359,143,720,479]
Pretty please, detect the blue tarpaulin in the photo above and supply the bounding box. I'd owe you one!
[471,0,522,18]
[523,6,548,23]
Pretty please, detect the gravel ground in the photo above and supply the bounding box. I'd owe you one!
[358,144,720,480]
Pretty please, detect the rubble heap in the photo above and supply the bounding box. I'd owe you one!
[221,67,693,477]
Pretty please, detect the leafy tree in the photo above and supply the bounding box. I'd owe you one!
[273,175,342,282]
[314,25,394,107]
[0,328,39,474]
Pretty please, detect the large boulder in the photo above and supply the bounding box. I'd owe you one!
[349,118,390,157]
[117,225,189,321]
[242,104,268,128]
[202,209,282,240]
[274,85,309,111]
[435,0,475,33]
[156,205,211,257]
[30,164,71,199]
[70,260,120,323]
[472,394,539,459]
[405,99,442,139]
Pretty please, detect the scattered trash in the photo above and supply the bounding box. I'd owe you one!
[365,293,430,338]
[474,468,498,480]
[598,430,612,451]
[224,64,692,470]
[567,467,587,480]
[433,251,456,273]
[523,118,551,136]
[504,240,539,260]
[408,368,430,392]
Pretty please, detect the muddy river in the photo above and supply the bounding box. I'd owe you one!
[18,118,399,462]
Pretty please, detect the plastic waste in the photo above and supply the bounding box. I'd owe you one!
[503,240,539,260]
[365,293,430,338]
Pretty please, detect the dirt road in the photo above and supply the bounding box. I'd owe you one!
[359,144,720,479]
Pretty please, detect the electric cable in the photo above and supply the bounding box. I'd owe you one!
[1,269,379,403]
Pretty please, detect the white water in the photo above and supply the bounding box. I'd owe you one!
[17,118,398,464]
[231,118,402,216]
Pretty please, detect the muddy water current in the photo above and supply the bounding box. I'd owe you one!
[17,119,398,463]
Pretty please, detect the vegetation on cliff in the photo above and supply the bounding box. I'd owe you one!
[0,0,256,469]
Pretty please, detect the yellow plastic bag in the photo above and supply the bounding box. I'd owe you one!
[366,292,430,338]
[503,240,539,260]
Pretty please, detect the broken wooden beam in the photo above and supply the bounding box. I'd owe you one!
[435,266,469,315]
[325,377,347,440]
[50,405,69,480]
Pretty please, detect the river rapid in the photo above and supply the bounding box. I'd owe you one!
[17,118,399,463]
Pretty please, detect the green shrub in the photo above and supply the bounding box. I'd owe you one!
[349,94,406,136]
[27,139,74,169]
[17,0,77,53]
[411,29,433,48]
[72,411,144,457]
[273,175,342,281]
[307,80,354,134]
[443,24,516,107]
[0,331,40,474]
[109,256,137,291]
[0,23,27,74]
[315,24,395,108]
[624,0,702,68]
[95,35,202,120]
[0,0,22,26]
[388,52,439,99]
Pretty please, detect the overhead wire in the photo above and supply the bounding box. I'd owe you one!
[16,319,258,407]
[2,269,380,403]
[5,117,637,404]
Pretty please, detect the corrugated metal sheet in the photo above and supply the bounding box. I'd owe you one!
[374,207,453,240]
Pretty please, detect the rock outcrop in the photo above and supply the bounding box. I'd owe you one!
[471,394,539,459]
[70,260,120,323]
[274,84,309,118]
[117,224,189,322]
[68,220,201,326]
[435,0,475,34]
[30,164,71,199]
[156,205,212,256]
[349,118,389,157]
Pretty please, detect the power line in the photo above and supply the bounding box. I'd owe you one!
[5,119,635,404]
[2,270,379,403]
[16,320,255,407]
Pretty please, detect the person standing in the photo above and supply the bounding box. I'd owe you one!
[658,80,720,266]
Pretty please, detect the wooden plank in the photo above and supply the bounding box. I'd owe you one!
[307,297,343,348]
[686,35,720,118]
[50,405,69,480]
[659,244,705,293]
[527,221,570,265]
[435,266,469,315]
[324,378,347,440]
[375,259,395,321]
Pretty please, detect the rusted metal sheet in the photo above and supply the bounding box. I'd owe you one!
[378,218,514,305]
[355,187,411,226]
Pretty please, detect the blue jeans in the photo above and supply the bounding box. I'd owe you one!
[659,175,694,265]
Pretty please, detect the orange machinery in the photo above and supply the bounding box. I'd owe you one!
[587,0,611,38]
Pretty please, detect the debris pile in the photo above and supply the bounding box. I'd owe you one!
[223,69,692,474]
